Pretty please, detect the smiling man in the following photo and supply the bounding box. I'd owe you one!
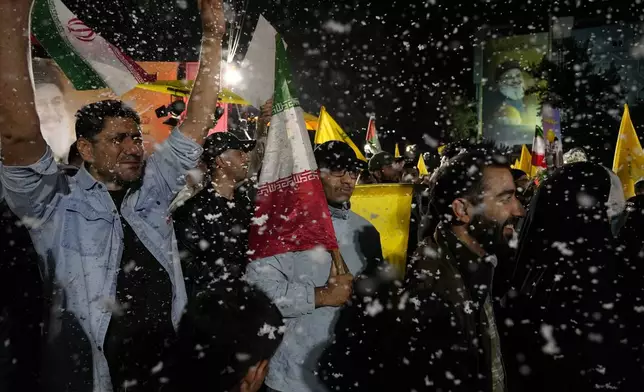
[406,145,525,392]
[0,0,225,390]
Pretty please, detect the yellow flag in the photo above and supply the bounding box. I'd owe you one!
[613,104,644,199]
[437,145,446,155]
[315,106,367,161]
[519,145,532,175]
[395,143,401,158]
[417,155,429,175]
[511,159,520,169]
[350,184,413,278]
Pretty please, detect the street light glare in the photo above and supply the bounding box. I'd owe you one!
[224,65,242,86]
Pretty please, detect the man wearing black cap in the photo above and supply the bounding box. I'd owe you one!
[246,140,384,392]
[368,151,404,183]
[173,132,256,297]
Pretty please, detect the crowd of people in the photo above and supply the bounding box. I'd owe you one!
[2,1,644,392]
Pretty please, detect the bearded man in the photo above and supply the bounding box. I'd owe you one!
[407,145,525,392]
[490,61,528,126]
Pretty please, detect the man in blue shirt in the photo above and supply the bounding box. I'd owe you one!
[0,0,225,390]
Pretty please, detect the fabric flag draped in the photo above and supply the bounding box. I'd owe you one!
[417,155,429,175]
[315,107,367,162]
[249,35,337,260]
[531,126,547,170]
[613,104,644,199]
[395,143,401,158]
[234,15,286,109]
[366,117,382,153]
[31,0,155,96]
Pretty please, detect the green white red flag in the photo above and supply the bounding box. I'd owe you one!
[31,0,155,96]
[531,125,547,169]
[366,116,382,153]
[249,35,337,260]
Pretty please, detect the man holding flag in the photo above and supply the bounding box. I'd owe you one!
[245,36,383,392]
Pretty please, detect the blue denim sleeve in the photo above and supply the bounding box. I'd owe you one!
[246,255,316,318]
[0,147,67,224]
[144,128,203,202]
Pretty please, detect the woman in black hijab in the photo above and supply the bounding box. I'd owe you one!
[502,162,641,392]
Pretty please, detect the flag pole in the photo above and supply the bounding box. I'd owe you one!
[330,249,350,275]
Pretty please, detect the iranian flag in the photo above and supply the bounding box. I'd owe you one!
[31,0,155,96]
[531,125,547,169]
[366,116,382,153]
[249,35,337,260]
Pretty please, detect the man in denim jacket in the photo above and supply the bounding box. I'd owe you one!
[246,141,384,392]
[0,0,225,390]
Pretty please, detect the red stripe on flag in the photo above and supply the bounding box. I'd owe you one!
[249,170,338,260]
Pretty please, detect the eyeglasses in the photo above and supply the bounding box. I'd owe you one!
[328,169,360,179]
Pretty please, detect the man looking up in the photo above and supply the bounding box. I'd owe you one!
[174,132,256,296]
[246,141,383,392]
[0,0,225,390]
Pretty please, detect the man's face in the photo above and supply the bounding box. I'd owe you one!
[217,149,251,182]
[320,167,359,204]
[467,167,526,253]
[78,117,145,186]
[376,162,403,183]
[35,83,73,159]
[498,68,525,101]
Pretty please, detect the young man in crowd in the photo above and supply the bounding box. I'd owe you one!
[246,141,383,392]
[320,145,525,392]
[169,279,284,392]
[173,132,256,297]
[412,146,525,391]
[368,151,404,183]
[0,0,225,390]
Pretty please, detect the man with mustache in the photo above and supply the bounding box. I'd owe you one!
[408,145,525,392]
[0,0,225,390]
[173,132,256,296]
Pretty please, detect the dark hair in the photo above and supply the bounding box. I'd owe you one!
[431,144,510,225]
[635,180,644,195]
[511,168,528,182]
[75,100,140,140]
[172,280,284,391]
[439,138,501,160]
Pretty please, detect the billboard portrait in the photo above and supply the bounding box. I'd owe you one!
[31,58,180,162]
[481,33,549,146]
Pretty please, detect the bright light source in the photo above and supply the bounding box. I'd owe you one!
[223,64,242,86]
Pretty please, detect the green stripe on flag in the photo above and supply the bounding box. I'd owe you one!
[272,34,300,116]
[32,0,107,90]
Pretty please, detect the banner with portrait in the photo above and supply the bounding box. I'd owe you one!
[481,33,549,146]
[32,58,186,162]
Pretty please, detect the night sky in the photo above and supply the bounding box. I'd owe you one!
[63,0,642,153]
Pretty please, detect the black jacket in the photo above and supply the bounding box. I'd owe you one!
[172,182,253,298]
[0,200,44,391]
[319,225,497,392]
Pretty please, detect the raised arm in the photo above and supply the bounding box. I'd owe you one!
[180,0,225,145]
[0,0,47,166]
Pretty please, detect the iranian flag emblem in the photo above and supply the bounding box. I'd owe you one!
[249,35,337,260]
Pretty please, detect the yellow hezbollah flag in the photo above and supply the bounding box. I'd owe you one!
[519,145,533,176]
[417,155,429,175]
[351,184,413,277]
[511,159,520,169]
[395,143,401,158]
[315,106,367,161]
[613,104,644,199]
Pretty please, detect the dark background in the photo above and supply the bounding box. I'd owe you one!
[60,0,641,153]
